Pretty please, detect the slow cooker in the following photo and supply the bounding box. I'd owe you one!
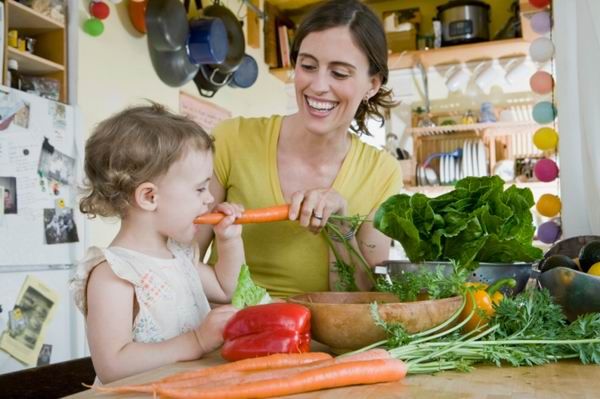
[437,0,490,46]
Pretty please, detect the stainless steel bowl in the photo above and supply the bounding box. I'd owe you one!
[375,260,534,296]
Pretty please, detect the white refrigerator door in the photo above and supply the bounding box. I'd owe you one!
[0,266,86,374]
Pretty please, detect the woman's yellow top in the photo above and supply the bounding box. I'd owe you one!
[210,115,402,297]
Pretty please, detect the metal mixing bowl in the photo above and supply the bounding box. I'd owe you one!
[375,260,534,296]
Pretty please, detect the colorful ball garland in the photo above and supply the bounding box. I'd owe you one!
[528,0,562,244]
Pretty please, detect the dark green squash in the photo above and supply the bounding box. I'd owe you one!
[578,241,600,272]
[539,254,579,273]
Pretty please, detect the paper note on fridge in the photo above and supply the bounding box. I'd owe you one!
[0,275,60,366]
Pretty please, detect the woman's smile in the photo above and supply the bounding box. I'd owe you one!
[305,95,339,117]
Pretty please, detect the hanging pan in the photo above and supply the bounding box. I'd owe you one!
[202,0,245,73]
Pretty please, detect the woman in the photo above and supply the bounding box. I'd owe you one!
[197,0,402,297]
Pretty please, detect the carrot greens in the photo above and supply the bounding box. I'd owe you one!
[354,289,600,373]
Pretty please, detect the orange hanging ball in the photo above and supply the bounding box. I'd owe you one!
[536,194,561,217]
[90,1,110,20]
[530,71,554,95]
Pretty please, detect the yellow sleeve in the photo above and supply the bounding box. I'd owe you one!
[211,117,242,188]
[376,154,403,209]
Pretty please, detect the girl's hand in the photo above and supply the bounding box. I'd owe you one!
[194,305,238,355]
[289,188,348,234]
[212,202,244,241]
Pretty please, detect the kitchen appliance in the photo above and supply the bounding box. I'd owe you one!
[437,0,490,46]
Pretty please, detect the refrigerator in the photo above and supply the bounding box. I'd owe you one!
[0,86,87,374]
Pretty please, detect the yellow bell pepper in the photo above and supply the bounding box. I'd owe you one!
[459,278,516,333]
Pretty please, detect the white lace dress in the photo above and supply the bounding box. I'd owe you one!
[70,240,211,344]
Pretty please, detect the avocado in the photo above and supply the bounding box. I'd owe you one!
[578,241,600,272]
[539,254,579,273]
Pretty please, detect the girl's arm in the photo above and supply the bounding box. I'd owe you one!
[86,262,205,384]
[197,221,245,304]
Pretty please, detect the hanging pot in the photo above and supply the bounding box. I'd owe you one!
[148,42,199,87]
[228,54,258,89]
[187,17,228,65]
[193,64,233,98]
[202,1,245,73]
[145,0,188,51]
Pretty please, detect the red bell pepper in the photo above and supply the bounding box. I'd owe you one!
[221,303,311,361]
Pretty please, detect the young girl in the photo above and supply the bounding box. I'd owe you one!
[70,103,245,384]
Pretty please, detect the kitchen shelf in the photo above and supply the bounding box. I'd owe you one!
[407,120,539,137]
[3,0,68,102]
[270,38,530,83]
[7,47,64,74]
[6,0,64,31]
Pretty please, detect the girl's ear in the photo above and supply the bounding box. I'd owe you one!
[134,182,158,211]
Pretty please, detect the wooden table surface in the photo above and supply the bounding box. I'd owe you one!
[67,346,600,399]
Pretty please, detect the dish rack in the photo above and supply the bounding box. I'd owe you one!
[407,118,543,186]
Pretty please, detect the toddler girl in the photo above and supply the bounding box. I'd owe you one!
[71,103,245,384]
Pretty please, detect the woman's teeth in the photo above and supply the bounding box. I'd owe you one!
[306,97,337,111]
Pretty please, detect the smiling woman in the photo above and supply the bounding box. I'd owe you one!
[196,0,403,297]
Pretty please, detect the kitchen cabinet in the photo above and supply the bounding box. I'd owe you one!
[2,0,67,103]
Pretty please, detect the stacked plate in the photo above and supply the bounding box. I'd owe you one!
[460,139,488,179]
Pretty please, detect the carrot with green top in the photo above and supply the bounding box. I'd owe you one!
[194,204,290,225]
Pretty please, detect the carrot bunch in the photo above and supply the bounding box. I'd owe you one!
[91,349,407,398]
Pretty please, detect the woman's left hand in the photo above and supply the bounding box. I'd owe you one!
[288,188,348,234]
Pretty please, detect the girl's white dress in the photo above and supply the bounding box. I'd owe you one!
[70,240,211,343]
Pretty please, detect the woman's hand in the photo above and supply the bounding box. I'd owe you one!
[289,188,348,234]
[212,202,244,241]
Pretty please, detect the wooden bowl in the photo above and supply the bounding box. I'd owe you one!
[287,292,462,353]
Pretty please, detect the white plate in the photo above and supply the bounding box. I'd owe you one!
[471,140,479,177]
[448,155,455,182]
[440,155,447,184]
[454,155,461,181]
[461,141,469,178]
[477,141,487,176]
[465,141,473,177]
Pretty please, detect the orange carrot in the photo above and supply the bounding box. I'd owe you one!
[161,351,330,382]
[89,351,384,396]
[193,204,290,225]
[158,358,408,399]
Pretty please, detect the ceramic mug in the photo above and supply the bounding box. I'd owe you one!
[445,64,470,92]
[473,61,496,93]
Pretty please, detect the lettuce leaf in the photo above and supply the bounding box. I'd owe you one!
[231,264,271,309]
[374,176,543,268]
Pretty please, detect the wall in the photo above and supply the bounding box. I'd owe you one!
[77,0,288,247]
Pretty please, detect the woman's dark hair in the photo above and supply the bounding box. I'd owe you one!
[290,0,395,136]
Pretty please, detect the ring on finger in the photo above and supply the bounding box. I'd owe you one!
[312,214,323,221]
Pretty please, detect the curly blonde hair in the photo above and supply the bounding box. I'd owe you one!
[80,102,214,219]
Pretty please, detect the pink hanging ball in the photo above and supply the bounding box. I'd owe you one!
[530,71,554,94]
[537,220,561,244]
[534,158,559,182]
[529,0,551,9]
[530,11,552,34]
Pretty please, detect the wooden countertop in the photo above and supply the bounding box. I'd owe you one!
[67,346,600,399]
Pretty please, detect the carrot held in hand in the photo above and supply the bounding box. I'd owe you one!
[194,204,290,225]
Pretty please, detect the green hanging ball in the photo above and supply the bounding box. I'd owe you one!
[84,18,104,37]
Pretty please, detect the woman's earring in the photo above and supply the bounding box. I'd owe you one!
[362,94,370,104]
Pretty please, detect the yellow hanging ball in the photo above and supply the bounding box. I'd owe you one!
[533,127,559,151]
[588,262,600,277]
[536,194,562,217]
